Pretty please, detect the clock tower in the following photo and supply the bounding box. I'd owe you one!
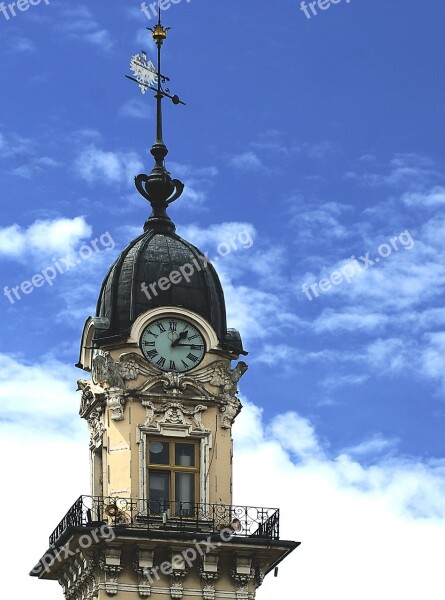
[30,16,299,600]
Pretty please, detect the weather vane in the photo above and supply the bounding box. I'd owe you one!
[126,8,186,231]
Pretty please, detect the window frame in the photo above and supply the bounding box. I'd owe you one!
[147,438,200,513]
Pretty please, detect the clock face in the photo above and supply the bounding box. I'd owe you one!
[140,317,206,372]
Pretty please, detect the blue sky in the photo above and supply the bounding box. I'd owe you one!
[2,1,445,598]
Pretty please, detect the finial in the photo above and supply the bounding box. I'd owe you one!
[126,10,185,233]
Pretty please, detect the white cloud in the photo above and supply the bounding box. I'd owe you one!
[288,197,353,243]
[234,402,445,600]
[420,331,445,390]
[403,186,445,207]
[0,217,92,260]
[313,309,389,333]
[11,36,36,53]
[119,97,151,119]
[0,354,81,433]
[345,153,438,189]
[74,146,143,186]
[136,27,156,50]
[0,131,59,177]
[179,221,256,251]
[167,163,219,210]
[228,151,264,171]
[3,357,445,600]
[58,5,113,52]
[321,373,369,390]
[343,434,399,458]
[365,337,410,373]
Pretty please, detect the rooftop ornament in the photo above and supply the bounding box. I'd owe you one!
[126,10,186,233]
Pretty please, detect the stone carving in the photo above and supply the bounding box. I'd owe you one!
[231,560,255,600]
[78,376,127,423]
[99,557,122,597]
[106,389,127,422]
[58,550,96,600]
[133,547,155,597]
[206,361,248,396]
[89,352,248,428]
[140,401,208,433]
[200,557,220,600]
[78,380,105,418]
[87,406,105,449]
[92,351,126,389]
[133,563,152,598]
[94,352,248,397]
[170,572,185,599]
[219,397,242,429]
[141,400,155,426]
[103,564,122,596]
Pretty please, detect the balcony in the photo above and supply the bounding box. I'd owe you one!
[49,496,280,546]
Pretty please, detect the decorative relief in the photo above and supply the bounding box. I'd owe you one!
[87,406,105,449]
[92,351,126,389]
[170,571,186,599]
[200,573,219,600]
[77,380,105,419]
[170,552,187,599]
[231,558,255,600]
[200,554,220,600]
[133,547,155,598]
[140,400,208,433]
[219,397,242,429]
[87,351,248,429]
[106,389,127,422]
[254,560,268,588]
[58,550,97,600]
[99,547,123,597]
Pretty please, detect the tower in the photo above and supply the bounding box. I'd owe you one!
[30,18,299,600]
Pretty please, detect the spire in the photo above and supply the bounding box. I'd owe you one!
[126,10,185,233]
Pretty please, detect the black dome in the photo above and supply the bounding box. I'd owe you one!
[95,227,227,344]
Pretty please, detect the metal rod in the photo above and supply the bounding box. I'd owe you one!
[156,38,163,146]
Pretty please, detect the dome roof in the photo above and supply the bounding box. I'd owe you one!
[95,226,227,345]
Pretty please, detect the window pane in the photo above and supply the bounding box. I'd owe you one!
[175,443,195,467]
[149,441,169,465]
[175,473,195,516]
[149,471,170,514]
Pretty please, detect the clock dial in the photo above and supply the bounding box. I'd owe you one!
[140,317,206,372]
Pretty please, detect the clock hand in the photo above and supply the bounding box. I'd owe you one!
[171,330,188,347]
[172,344,203,348]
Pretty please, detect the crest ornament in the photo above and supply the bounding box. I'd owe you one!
[129,51,157,94]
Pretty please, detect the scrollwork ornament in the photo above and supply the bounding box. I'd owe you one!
[106,390,127,421]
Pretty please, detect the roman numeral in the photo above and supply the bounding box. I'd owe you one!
[169,320,177,332]
[156,322,166,333]
[169,360,176,371]
[187,353,199,363]
[190,344,204,350]
[188,334,199,341]
[146,329,158,338]
[156,357,166,368]
[144,341,156,347]
[181,360,189,369]
[146,350,158,359]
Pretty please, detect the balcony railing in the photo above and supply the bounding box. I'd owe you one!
[49,496,280,546]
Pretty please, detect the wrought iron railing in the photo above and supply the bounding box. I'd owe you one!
[49,496,280,545]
